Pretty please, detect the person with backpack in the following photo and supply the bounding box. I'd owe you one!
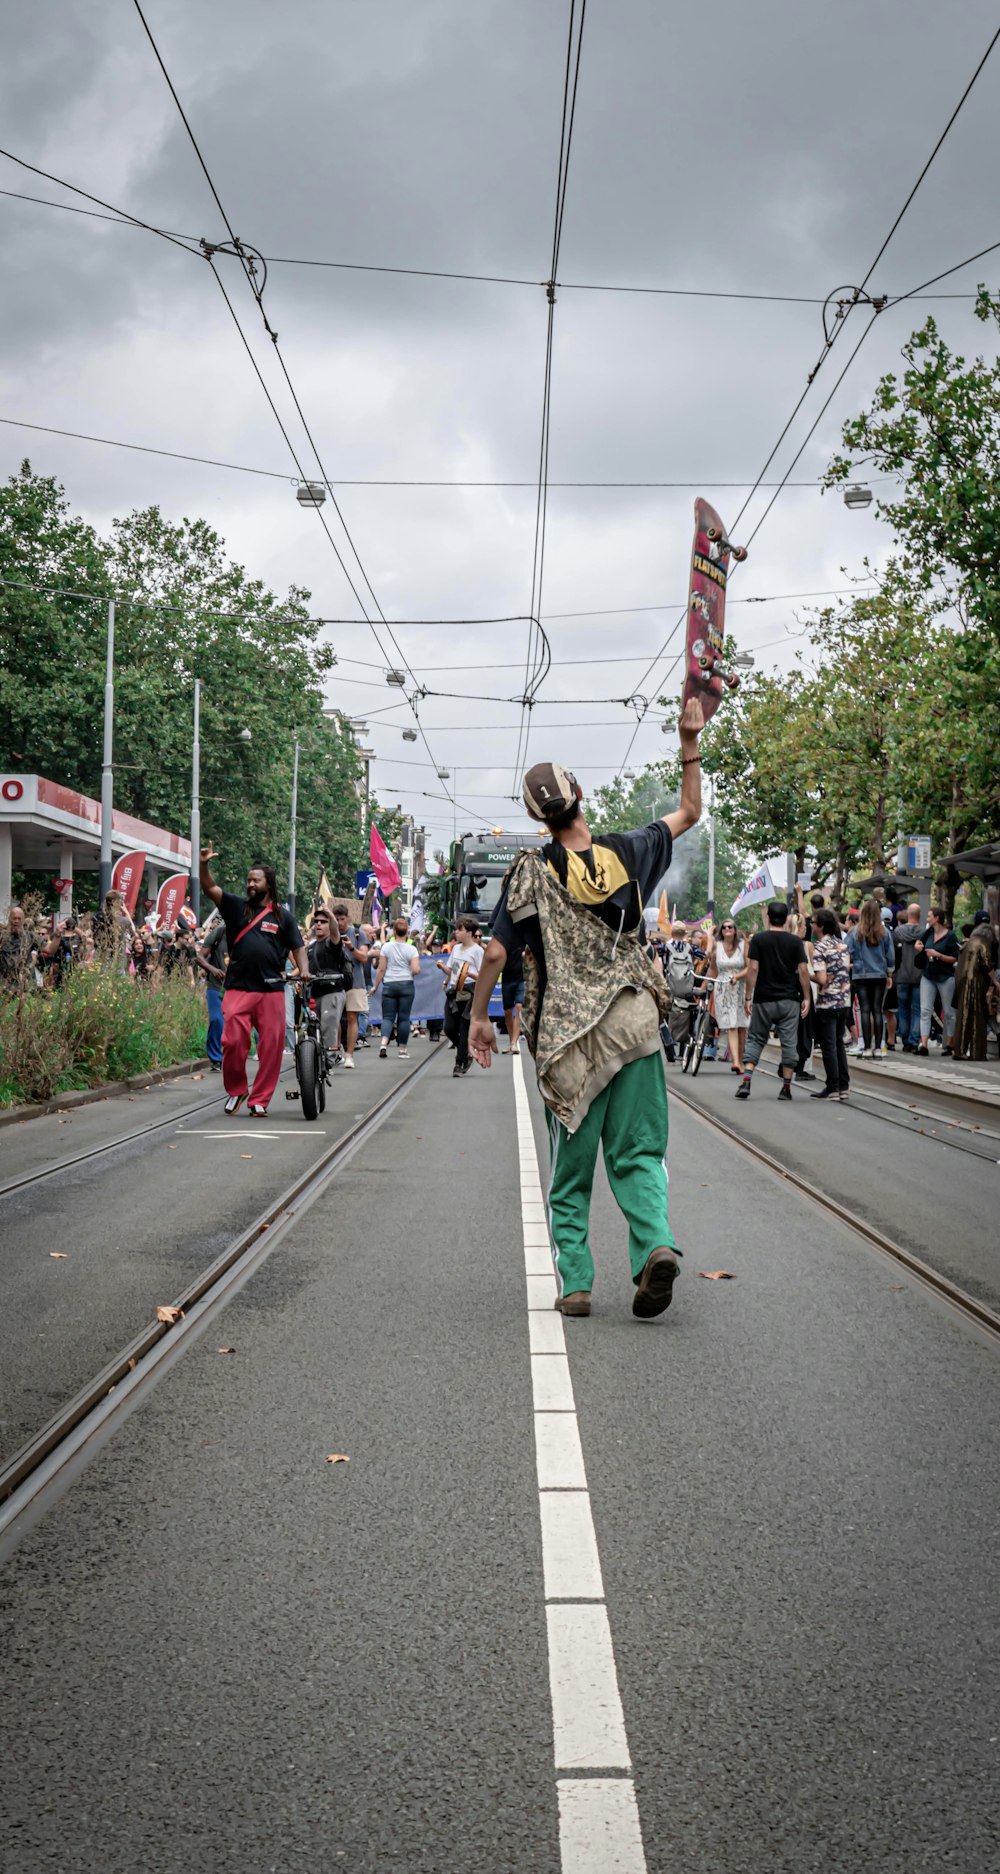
[466,696,705,1322]
[663,922,697,1057]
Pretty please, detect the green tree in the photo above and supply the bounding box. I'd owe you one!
[1,464,396,907]
[825,289,1000,644]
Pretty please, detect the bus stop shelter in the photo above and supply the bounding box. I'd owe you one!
[0,773,191,917]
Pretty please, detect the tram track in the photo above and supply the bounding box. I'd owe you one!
[668,1077,1000,1345]
[748,1059,1000,1164]
[0,1082,233,1202]
[0,1046,438,1559]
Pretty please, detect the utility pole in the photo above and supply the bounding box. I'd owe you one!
[706,776,716,919]
[190,677,201,920]
[288,737,300,916]
[99,598,115,901]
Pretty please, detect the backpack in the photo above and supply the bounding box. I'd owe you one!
[666,943,695,1001]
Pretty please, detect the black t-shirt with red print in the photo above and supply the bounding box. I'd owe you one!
[218,892,302,994]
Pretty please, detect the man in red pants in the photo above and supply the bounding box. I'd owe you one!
[199,846,308,1116]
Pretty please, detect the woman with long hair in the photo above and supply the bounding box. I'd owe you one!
[952,922,998,1060]
[810,908,852,1098]
[130,934,151,981]
[711,918,750,1073]
[846,897,895,1057]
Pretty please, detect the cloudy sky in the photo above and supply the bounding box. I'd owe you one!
[3,0,998,849]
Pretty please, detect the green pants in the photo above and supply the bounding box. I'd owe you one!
[545,1050,678,1296]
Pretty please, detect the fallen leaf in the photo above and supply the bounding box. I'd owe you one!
[698,1270,735,1281]
[49,1251,68,1259]
[155,1305,185,1325]
[325,1453,350,1465]
[217,1346,235,1355]
[168,1144,177,1150]
[192,1074,205,1081]
[240,1153,253,1159]
[128,1358,137,1370]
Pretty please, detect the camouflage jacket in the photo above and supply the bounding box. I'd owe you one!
[505,848,671,1133]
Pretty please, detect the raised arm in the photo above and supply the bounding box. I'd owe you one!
[663,697,705,838]
[199,843,224,907]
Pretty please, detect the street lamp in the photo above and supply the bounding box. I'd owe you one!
[731,650,756,669]
[402,728,418,742]
[843,483,873,510]
[386,669,406,686]
[296,481,326,508]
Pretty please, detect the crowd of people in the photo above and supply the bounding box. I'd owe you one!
[643,885,1000,1095]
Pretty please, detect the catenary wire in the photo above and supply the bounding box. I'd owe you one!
[127,1,458,810]
[0,412,903,488]
[2,183,994,306]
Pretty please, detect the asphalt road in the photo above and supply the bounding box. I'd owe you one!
[0,1047,432,1469]
[2,1048,998,1872]
[666,1053,1000,1311]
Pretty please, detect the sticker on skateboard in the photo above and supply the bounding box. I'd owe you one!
[680,498,747,723]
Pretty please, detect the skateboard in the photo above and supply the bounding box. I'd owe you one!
[680,497,747,723]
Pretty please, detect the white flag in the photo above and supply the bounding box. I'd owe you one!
[730,864,774,917]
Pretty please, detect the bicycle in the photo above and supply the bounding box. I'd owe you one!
[681,980,715,1077]
[287,974,340,1121]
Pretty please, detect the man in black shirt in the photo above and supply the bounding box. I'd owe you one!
[0,904,36,991]
[199,845,307,1116]
[736,900,811,1101]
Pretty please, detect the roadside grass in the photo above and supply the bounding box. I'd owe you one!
[0,971,207,1107]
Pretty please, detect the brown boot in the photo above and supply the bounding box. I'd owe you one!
[632,1248,679,1319]
[555,1291,591,1317]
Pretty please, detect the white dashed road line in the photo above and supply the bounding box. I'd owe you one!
[513,1055,648,1873]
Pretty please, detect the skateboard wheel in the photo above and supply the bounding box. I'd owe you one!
[705,525,721,541]
[731,545,748,562]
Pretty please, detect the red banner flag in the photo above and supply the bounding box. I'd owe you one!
[369,823,401,897]
[111,849,147,916]
[156,871,190,930]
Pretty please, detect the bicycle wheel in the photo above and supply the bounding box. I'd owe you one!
[690,1012,708,1076]
[681,1024,694,1073]
[297,1036,320,1121]
[317,1054,327,1113]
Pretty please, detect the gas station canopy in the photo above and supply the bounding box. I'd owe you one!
[0,773,190,914]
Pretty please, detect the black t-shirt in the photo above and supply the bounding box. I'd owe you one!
[308,935,352,999]
[493,822,673,975]
[218,892,303,993]
[748,928,807,1001]
[919,925,959,984]
[501,942,526,987]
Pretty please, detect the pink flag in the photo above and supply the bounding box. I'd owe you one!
[369,823,401,897]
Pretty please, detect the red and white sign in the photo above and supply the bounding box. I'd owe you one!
[1,779,24,802]
[156,871,190,930]
[111,850,147,916]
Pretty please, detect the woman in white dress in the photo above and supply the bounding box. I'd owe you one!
[711,918,750,1072]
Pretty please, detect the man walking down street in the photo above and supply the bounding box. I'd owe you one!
[333,904,370,1068]
[736,901,811,1101]
[468,697,705,1322]
[894,904,925,1052]
[195,914,228,1071]
[200,846,307,1116]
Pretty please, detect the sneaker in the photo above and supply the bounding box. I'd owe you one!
[224,1094,246,1115]
[452,1064,463,1078]
[810,1087,837,1099]
[397,1047,409,1058]
[941,1046,954,1057]
[853,1041,865,1056]
[555,1291,591,1317]
[248,1103,268,1117]
[794,1070,816,1082]
[379,1044,388,1059]
[342,1055,355,1069]
[735,1076,751,1099]
[632,1247,680,1319]
[777,1082,792,1101]
[916,1044,929,1056]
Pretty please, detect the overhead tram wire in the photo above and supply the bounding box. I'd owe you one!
[612,24,1000,786]
[513,0,587,794]
[127,0,457,814]
[728,19,1000,547]
[3,181,994,307]
[0,412,908,489]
